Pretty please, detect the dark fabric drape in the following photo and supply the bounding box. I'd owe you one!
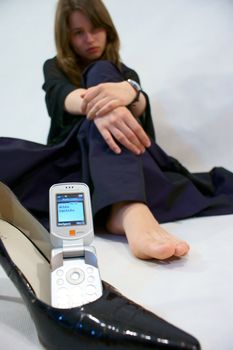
[0,59,233,231]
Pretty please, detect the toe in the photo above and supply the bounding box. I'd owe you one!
[134,242,176,260]
[150,243,176,260]
[174,242,190,257]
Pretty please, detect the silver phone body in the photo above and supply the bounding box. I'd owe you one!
[49,183,102,309]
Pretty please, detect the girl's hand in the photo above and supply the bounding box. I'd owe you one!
[81,82,136,120]
[93,106,151,155]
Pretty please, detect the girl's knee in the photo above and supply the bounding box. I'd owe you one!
[82,60,124,87]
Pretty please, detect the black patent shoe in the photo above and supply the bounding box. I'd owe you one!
[0,182,201,350]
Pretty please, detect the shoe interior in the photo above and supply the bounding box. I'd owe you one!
[0,183,51,261]
[0,218,51,304]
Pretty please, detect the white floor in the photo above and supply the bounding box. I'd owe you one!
[0,1,233,349]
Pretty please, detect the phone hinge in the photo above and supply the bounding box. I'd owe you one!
[51,241,85,271]
[63,245,84,258]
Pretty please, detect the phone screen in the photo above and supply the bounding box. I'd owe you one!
[56,193,86,226]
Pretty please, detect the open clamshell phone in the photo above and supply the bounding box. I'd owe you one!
[49,183,103,309]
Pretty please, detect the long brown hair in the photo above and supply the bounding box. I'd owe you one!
[55,0,121,86]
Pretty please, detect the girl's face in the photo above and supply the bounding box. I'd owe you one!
[69,10,107,63]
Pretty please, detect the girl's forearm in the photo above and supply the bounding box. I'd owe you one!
[64,88,87,115]
[64,82,146,118]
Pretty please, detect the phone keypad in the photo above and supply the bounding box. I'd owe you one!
[51,261,102,309]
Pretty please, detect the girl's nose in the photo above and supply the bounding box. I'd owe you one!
[86,32,94,43]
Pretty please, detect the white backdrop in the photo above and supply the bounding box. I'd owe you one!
[0,1,233,350]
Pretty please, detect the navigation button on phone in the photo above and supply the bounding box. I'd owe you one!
[66,268,85,285]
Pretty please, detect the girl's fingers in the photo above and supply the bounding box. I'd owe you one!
[87,97,121,120]
[95,99,121,117]
[126,118,151,148]
[110,127,142,155]
[115,123,145,153]
[86,97,109,119]
[99,128,122,154]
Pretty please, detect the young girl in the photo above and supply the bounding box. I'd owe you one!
[41,0,233,260]
[1,0,233,263]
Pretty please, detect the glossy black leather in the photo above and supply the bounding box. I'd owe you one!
[0,182,201,350]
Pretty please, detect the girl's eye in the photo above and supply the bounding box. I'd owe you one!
[74,30,84,36]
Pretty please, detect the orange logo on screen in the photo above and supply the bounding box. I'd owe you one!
[69,230,76,236]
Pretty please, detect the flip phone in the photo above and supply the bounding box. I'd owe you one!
[49,183,103,308]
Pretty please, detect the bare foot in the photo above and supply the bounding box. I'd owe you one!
[106,202,190,260]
